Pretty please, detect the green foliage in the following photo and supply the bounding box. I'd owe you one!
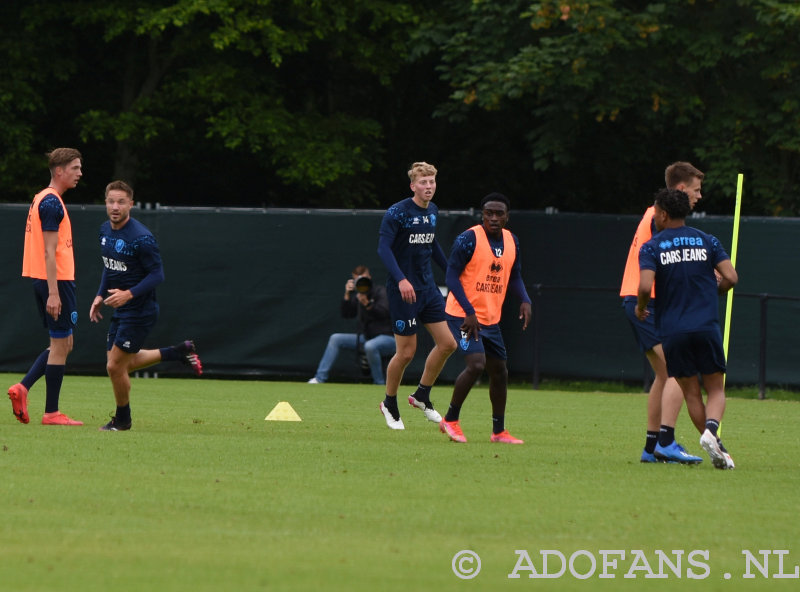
[0,3,73,193]
[0,0,421,205]
[4,1,800,212]
[433,0,800,214]
[206,100,382,191]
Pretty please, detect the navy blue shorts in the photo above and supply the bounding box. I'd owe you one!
[388,285,447,335]
[33,279,77,338]
[107,313,158,354]
[623,297,659,352]
[447,316,507,360]
[663,330,726,378]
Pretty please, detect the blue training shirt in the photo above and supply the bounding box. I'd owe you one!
[38,194,64,231]
[97,217,164,318]
[377,197,447,290]
[639,226,730,337]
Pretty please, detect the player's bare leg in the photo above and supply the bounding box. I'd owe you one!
[406,322,456,423]
[663,375,705,434]
[47,334,73,365]
[486,356,508,419]
[692,372,729,468]
[106,346,136,408]
[441,352,484,442]
[701,372,726,424]
[641,344,667,461]
[385,334,416,397]
[644,345,668,433]
[100,345,152,431]
[450,352,485,408]
[419,321,456,387]
[653,375,703,464]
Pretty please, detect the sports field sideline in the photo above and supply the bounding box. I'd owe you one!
[1,373,798,592]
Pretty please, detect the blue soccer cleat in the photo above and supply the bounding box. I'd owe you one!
[640,449,658,463]
[654,441,703,465]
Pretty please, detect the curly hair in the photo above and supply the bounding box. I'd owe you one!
[480,192,510,211]
[654,188,691,220]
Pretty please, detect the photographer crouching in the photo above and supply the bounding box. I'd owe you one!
[307,265,395,385]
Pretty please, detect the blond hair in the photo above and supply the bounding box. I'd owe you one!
[407,161,437,182]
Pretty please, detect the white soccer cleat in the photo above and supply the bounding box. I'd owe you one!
[379,402,405,430]
[718,440,736,469]
[723,451,735,470]
[700,429,728,470]
[408,395,442,423]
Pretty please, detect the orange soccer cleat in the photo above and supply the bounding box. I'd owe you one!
[439,419,467,443]
[41,411,83,426]
[8,383,29,424]
[490,430,524,444]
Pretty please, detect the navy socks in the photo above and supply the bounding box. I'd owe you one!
[44,364,65,413]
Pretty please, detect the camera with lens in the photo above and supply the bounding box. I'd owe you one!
[354,275,372,294]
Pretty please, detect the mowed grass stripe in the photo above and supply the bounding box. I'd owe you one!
[1,374,798,592]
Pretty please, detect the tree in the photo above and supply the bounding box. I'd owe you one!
[0,2,82,195]
[430,0,800,215]
[6,1,800,214]
[1,0,427,207]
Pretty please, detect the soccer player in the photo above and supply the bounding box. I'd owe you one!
[8,148,84,426]
[376,161,457,429]
[89,181,203,431]
[620,161,709,464]
[636,188,738,469]
[439,193,531,444]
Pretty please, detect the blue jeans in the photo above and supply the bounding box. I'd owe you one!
[314,333,395,384]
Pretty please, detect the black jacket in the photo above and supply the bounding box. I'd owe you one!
[340,286,392,339]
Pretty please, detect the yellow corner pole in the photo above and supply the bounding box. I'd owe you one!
[721,173,743,407]
[722,174,743,361]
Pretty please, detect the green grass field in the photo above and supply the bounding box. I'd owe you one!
[2,373,799,592]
